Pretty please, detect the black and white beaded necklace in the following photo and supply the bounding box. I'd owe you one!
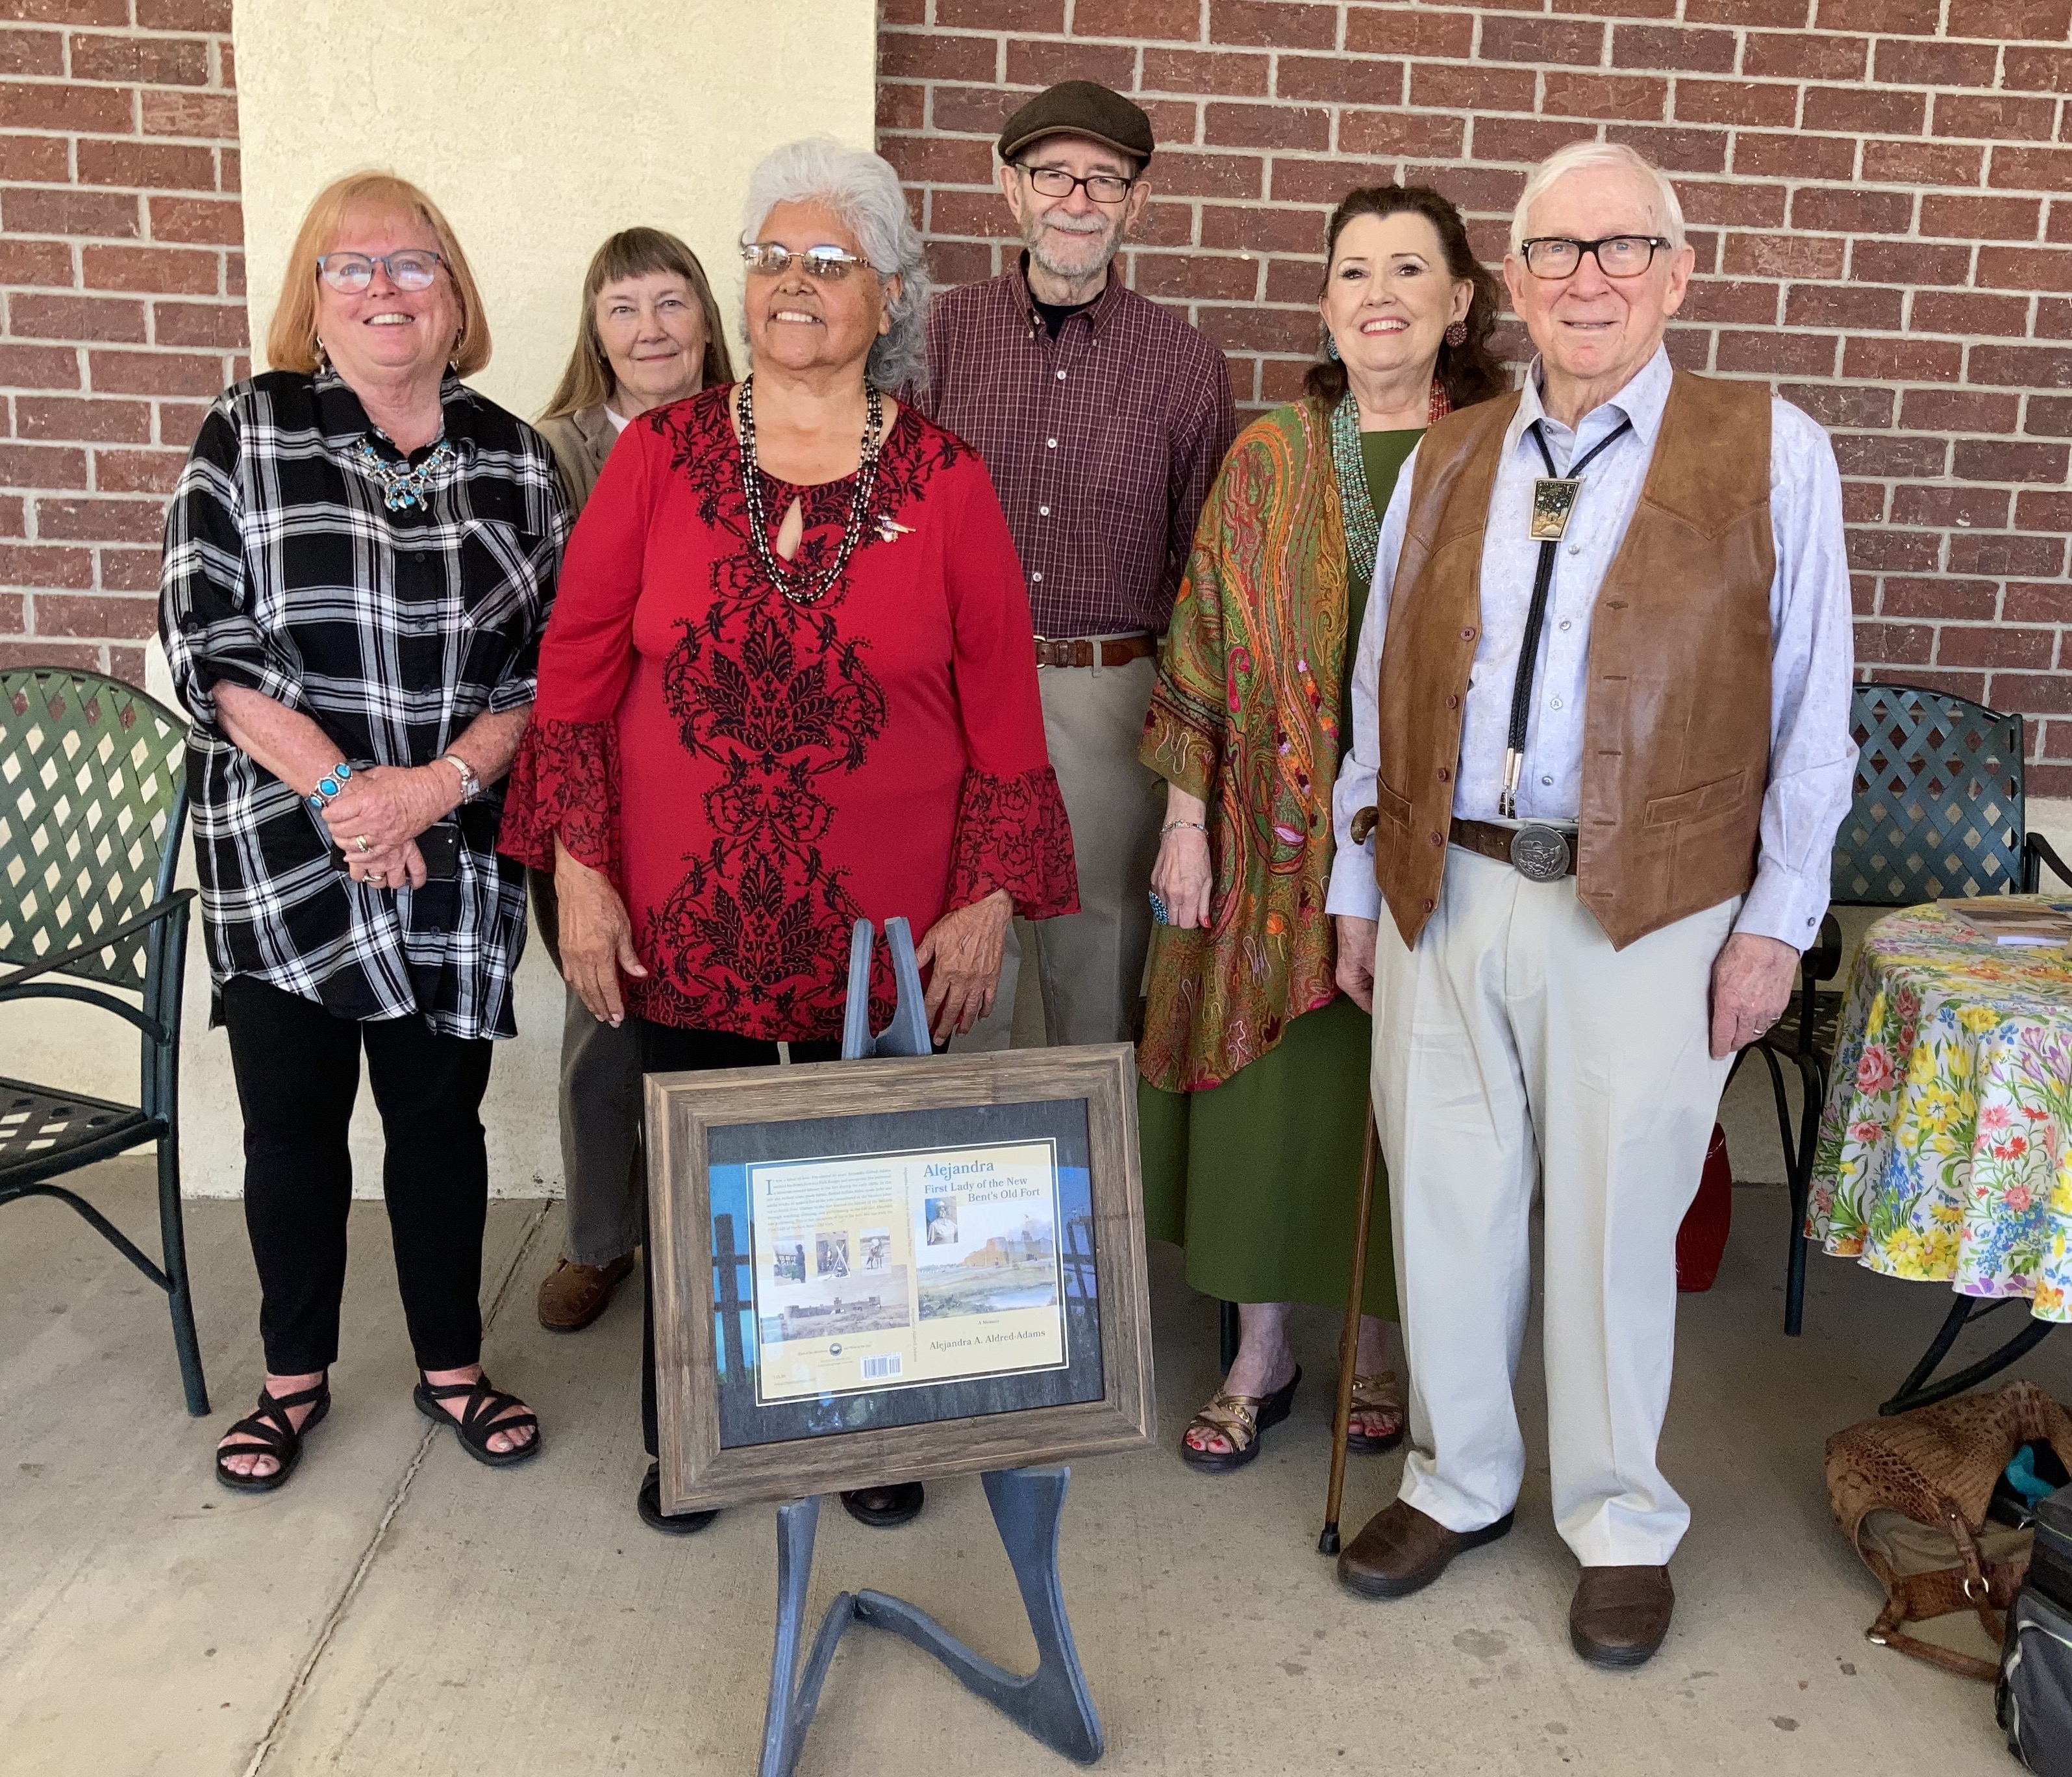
[735,373,884,607]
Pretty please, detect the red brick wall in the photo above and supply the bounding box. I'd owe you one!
[879,1,2072,794]
[1,0,245,685]
[4,2,2069,791]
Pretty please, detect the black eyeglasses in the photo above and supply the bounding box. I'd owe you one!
[1518,235,1674,280]
[1016,164,1135,205]
[316,251,444,293]
[740,242,882,282]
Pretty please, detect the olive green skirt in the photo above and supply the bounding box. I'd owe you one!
[1138,994,1397,1318]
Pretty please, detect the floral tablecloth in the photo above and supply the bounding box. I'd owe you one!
[1809,903,2072,1321]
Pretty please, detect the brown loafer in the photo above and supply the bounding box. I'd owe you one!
[536,1252,635,1332]
[1336,1498,1514,1600]
[1569,1565,1674,1669]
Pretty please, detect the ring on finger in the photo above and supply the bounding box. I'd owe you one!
[355,835,371,855]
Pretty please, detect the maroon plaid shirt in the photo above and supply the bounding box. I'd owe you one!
[914,260,1235,638]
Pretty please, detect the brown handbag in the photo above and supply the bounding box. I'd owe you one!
[1827,1380,2072,1682]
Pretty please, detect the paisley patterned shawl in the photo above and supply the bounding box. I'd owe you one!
[1137,398,1348,1092]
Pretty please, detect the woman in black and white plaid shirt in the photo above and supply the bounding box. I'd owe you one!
[159,171,568,1493]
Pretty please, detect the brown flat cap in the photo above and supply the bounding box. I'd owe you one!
[997,81,1155,167]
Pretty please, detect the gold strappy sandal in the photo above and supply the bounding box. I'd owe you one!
[1179,1366,1301,1474]
[1347,1369,1405,1454]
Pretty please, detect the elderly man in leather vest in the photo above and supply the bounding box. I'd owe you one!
[1326,141,1854,1669]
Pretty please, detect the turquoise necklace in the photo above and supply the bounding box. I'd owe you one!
[1329,379,1452,589]
[1329,394,1381,590]
[354,436,458,512]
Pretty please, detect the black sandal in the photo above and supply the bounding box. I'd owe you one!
[214,1379,331,1493]
[413,1373,542,1468]
[638,1461,718,1535]
[842,1481,926,1528]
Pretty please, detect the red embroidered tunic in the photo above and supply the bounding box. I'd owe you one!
[499,386,1077,1041]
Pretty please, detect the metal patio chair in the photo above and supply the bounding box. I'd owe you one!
[0,665,206,1415]
[1744,681,2070,1342]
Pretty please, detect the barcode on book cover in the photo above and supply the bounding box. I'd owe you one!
[860,1354,902,1380]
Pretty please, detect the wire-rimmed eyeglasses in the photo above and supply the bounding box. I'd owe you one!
[316,251,444,294]
[740,242,883,282]
[1517,235,1674,280]
[1016,164,1136,205]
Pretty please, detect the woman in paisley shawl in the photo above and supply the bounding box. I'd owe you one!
[1138,186,1504,1473]
[501,140,1077,1533]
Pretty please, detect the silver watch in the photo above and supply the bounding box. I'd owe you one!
[438,752,481,803]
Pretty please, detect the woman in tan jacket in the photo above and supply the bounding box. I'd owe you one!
[530,228,732,1341]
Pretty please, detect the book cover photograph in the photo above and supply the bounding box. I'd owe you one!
[747,1139,1067,1405]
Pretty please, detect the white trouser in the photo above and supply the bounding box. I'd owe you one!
[1369,845,1737,1568]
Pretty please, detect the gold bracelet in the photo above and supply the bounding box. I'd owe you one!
[1161,820,1206,835]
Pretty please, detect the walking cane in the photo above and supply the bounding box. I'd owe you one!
[1318,1100,1381,1556]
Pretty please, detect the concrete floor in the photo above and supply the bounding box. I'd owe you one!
[6,1068,2066,1776]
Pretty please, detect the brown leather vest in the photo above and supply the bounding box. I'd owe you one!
[1371,368,1775,952]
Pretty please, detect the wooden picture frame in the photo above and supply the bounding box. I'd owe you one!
[646,1044,1155,1512]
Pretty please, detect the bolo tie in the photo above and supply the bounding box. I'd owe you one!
[1498,414,1634,825]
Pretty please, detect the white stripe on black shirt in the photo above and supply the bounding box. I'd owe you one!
[158,368,568,1039]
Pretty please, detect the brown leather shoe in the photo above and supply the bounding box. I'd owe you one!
[536,1253,634,1332]
[1336,1498,1515,1600]
[1569,1565,1674,1668]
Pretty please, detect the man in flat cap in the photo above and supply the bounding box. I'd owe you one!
[917,79,1235,1051]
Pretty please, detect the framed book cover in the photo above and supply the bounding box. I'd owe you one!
[645,1045,1155,1512]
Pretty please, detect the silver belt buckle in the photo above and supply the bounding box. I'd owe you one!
[1508,824,1571,883]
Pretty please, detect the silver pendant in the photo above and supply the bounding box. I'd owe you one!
[1530,477,1580,542]
[1509,824,1571,883]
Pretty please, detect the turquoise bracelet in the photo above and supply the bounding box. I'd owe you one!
[306,761,353,814]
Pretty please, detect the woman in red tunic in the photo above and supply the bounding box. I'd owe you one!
[500,140,1077,1535]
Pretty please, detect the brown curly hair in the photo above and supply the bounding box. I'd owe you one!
[1302,184,1505,412]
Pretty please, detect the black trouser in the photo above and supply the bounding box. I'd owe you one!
[638,1021,840,1457]
[221,974,497,1376]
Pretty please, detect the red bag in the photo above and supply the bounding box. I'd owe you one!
[1677,1124,1733,1292]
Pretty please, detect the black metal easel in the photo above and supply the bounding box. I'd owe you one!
[753,916,1104,1777]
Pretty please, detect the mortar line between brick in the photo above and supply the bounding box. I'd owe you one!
[236,1198,554,1777]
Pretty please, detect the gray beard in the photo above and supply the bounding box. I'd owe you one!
[1027,222,1119,286]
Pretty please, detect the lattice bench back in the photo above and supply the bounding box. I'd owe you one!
[1836,681,2025,906]
[0,666,188,987]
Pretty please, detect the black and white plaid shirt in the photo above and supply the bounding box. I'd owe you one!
[159,368,567,1039]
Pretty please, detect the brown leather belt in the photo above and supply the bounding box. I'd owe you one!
[1034,633,1156,670]
[1450,817,1578,882]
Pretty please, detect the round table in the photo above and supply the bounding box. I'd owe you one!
[1809,903,2072,1407]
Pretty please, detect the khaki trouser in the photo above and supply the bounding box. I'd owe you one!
[1369,845,1738,1569]
[959,651,1163,1050]
[527,870,645,1267]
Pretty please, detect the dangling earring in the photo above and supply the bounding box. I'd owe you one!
[448,329,464,374]
[314,334,330,371]
[1324,333,1342,362]
[1444,319,1468,347]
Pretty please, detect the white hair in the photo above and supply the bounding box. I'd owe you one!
[742,138,934,391]
[1509,141,1686,254]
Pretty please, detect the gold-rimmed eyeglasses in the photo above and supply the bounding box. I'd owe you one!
[740,242,882,282]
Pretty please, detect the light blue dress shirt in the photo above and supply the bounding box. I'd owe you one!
[1328,346,1858,950]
